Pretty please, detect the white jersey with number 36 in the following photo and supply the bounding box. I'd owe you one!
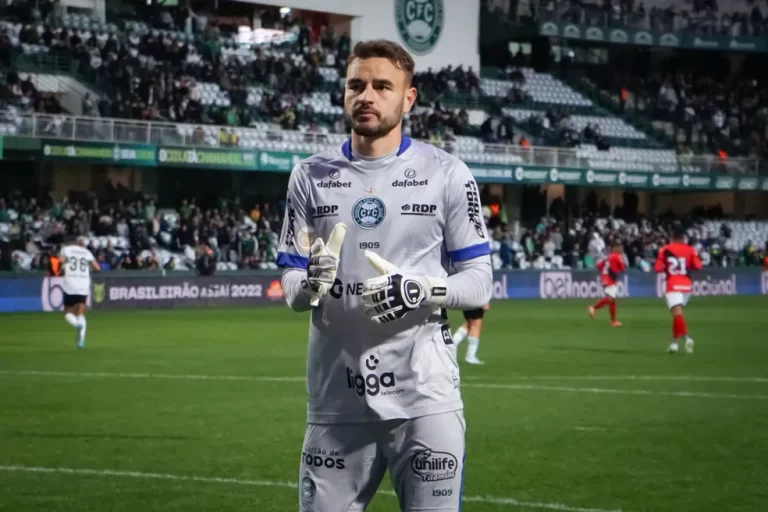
[60,245,95,296]
[277,138,491,424]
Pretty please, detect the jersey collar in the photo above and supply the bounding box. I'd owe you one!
[341,136,412,161]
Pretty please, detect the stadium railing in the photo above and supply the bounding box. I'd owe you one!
[2,111,764,175]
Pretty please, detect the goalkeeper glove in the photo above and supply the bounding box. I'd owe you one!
[361,250,447,324]
[306,222,346,307]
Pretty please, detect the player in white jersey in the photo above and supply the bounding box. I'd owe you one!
[277,40,493,512]
[59,238,99,348]
[452,303,490,365]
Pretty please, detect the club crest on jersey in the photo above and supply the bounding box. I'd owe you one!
[352,196,386,230]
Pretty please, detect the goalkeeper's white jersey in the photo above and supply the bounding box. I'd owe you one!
[277,137,491,424]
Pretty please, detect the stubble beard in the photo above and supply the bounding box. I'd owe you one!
[345,104,404,139]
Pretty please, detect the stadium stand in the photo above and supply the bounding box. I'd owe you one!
[510,0,768,162]
[2,187,767,274]
[0,1,766,275]
[0,192,283,273]
[0,4,721,173]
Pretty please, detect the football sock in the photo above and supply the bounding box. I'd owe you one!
[673,314,687,338]
[453,326,468,345]
[77,316,87,340]
[466,337,479,360]
[609,300,617,322]
[65,313,79,328]
[594,298,610,310]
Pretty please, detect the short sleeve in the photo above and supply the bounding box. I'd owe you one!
[276,164,312,269]
[444,160,492,263]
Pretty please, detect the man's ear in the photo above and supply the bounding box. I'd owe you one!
[403,86,417,114]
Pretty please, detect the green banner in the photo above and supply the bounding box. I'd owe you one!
[538,21,767,53]
[155,147,312,171]
[258,150,312,172]
[468,164,768,191]
[26,139,768,191]
[41,140,156,166]
[157,146,258,169]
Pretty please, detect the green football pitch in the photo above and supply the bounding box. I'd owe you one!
[1,297,767,512]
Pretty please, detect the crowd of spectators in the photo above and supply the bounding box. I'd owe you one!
[483,192,768,270]
[601,70,768,159]
[482,0,768,158]
[2,0,767,161]
[3,187,767,274]
[0,65,64,116]
[0,3,495,148]
[521,109,611,149]
[0,189,283,273]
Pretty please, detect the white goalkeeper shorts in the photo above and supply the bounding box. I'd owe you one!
[603,285,618,299]
[298,410,466,512]
[665,292,691,310]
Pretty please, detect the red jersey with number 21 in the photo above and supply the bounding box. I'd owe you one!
[597,253,626,286]
[654,242,703,293]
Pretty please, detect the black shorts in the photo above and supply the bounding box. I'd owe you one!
[463,308,485,321]
[63,293,87,308]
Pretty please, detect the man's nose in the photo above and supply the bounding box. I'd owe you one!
[357,84,375,102]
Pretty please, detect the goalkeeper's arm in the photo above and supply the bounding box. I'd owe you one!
[440,257,493,310]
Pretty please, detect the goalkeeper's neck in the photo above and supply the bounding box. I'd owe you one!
[351,128,404,158]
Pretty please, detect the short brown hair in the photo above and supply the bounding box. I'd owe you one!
[346,39,415,84]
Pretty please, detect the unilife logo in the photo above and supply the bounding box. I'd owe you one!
[410,449,458,482]
[346,355,400,396]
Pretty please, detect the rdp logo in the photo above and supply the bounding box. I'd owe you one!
[312,205,339,217]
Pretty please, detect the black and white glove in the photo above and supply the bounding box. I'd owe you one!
[306,223,346,307]
[361,250,447,324]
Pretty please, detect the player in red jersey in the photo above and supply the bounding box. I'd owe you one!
[589,241,626,327]
[654,223,702,354]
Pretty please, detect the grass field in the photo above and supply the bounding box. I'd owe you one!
[1,296,767,512]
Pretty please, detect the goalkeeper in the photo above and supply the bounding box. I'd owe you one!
[277,39,492,512]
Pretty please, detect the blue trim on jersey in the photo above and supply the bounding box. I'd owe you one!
[458,452,466,511]
[276,252,308,269]
[341,139,352,160]
[341,137,412,160]
[449,242,492,262]
[396,136,412,155]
